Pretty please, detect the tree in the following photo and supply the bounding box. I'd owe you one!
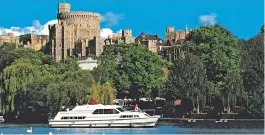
[0,46,98,121]
[224,71,246,113]
[46,70,95,117]
[241,25,264,116]
[0,47,54,72]
[107,44,164,99]
[186,24,242,111]
[0,43,17,72]
[89,82,116,105]
[92,55,119,84]
[94,44,164,99]
[164,53,213,113]
[0,59,44,114]
[57,56,80,73]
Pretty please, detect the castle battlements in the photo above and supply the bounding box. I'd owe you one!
[59,12,100,19]
[60,12,100,17]
[165,25,189,41]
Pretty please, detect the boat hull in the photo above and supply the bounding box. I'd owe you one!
[49,116,159,128]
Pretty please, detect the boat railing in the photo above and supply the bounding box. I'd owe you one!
[127,109,156,116]
[60,106,75,111]
[143,109,156,116]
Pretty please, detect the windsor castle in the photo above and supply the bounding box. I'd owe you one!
[0,2,190,62]
[48,3,103,62]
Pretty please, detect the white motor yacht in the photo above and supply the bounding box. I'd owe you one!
[48,104,160,128]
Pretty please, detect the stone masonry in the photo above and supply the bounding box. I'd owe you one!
[165,25,189,43]
[20,34,49,51]
[135,32,162,53]
[104,29,135,45]
[49,3,103,62]
[0,33,19,45]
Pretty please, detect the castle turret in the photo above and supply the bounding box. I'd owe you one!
[185,24,189,35]
[122,29,132,38]
[58,3,71,14]
[122,29,134,44]
[166,27,174,33]
[166,27,175,40]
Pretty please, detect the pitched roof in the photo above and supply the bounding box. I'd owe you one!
[135,32,162,41]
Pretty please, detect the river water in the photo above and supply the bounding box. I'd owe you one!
[0,121,264,134]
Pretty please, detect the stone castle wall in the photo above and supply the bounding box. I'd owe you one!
[49,3,102,62]
[0,34,19,45]
[165,26,189,41]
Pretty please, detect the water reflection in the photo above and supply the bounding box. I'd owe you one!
[0,122,263,134]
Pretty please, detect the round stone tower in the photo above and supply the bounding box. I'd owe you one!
[49,2,102,62]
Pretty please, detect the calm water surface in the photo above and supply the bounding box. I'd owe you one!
[0,121,264,134]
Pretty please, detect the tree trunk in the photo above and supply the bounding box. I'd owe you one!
[227,96,230,113]
[234,96,237,107]
[191,100,195,113]
[222,96,225,112]
[196,96,200,113]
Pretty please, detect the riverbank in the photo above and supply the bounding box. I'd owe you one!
[2,118,263,124]
[159,118,264,122]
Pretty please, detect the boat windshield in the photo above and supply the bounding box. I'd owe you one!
[116,107,127,112]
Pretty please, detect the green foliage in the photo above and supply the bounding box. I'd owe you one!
[0,43,17,72]
[187,24,241,83]
[0,24,263,120]
[92,55,119,84]
[164,53,213,112]
[90,82,116,105]
[0,46,96,120]
[241,27,264,115]
[0,47,54,72]
[95,44,164,99]
[1,59,44,113]
[185,24,243,112]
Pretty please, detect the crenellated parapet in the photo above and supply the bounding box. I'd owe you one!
[58,12,100,20]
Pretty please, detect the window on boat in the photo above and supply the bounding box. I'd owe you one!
[133,115,139,117]
[104,109,120,114]
[120,115,135,118]
[120,115,127,118]
[116,107,127,112]
[61,116,85,119]
[113,109,120,114]
[92,109,104,114]
[92,109,120,114]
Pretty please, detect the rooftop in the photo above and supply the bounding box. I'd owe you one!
[136,32,162,41]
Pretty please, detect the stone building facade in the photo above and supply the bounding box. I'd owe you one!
[0,33,19,45]
[165,25,189,45]
[135,32,162,53]
[159,25,190,61]
[49,3,103,62]
[104,29,135,45]
[159,45,184,62]
[20,34,49,51]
